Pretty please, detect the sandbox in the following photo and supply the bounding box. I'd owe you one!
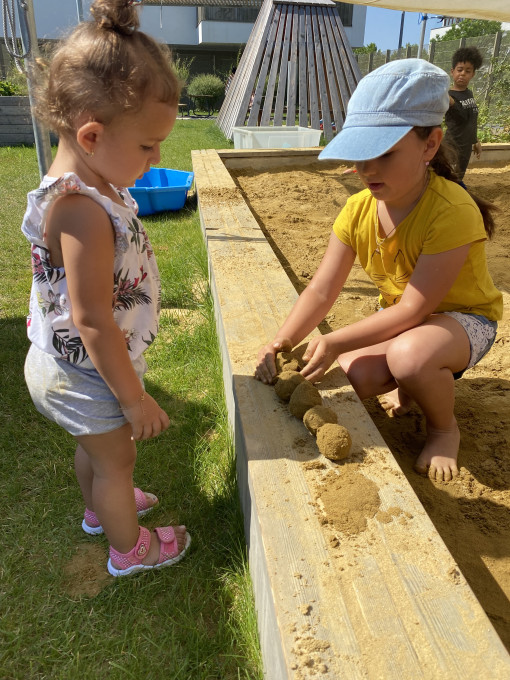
[192,147,510,679]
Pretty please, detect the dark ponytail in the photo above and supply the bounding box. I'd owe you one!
[414,126,497,239]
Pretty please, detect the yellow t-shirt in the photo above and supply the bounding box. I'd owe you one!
[332,172,502,320]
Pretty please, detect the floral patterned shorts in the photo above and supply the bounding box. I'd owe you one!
[444,311,498,379]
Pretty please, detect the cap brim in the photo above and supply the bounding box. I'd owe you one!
[318,124,412,162]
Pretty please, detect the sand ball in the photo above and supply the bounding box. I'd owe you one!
[303,405,338,435]
[316,423,352,461]
[275,352,300,374]
[274,370,306,401]
[289,381,322,419]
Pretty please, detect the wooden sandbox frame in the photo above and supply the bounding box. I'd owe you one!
[191,147,510,679]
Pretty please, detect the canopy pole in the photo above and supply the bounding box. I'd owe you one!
[397,11,405,50]
[18,0,52,178]
[417,12,428,59]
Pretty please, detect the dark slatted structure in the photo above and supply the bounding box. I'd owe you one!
[217,0,361,142]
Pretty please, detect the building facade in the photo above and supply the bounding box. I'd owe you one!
[24,0,366,77]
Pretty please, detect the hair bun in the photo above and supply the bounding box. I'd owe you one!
[90,0,140,34]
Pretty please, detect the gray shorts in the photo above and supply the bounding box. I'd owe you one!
[24,344,147,437]
[443,311,498,379]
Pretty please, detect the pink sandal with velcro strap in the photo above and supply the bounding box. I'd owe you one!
[107,525,191,577]
[82,487,158,535]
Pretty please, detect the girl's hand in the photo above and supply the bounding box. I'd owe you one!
[300,336,340,383]
[121,392,170,441]
[255,337,293,384]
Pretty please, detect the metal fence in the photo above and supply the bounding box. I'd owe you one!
[355,32,510,103]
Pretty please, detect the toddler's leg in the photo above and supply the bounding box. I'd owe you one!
[75,443,158,531]
[76,423,140,552]
[75,444,94,511]
[75,424,188,568]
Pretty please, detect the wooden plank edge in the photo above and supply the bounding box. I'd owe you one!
[191,148,510,679]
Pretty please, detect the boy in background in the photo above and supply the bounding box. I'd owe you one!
[444,46,483,180]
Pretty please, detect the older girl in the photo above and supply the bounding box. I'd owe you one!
[255,59,502,483]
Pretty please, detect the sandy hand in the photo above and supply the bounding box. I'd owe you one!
[300,336,339,383]
[121,391,170,441]
[254,337,293,384]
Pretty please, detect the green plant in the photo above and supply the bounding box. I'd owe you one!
[353,42,378,55]
[1,60,30,95]
[476,55,510,143]
[188,73,225,101]
[431,18,501,42]
[0,79,22,96]
[173,55,195,86]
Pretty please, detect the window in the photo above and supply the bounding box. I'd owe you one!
[337,2,353,27]
[197,6,261,24]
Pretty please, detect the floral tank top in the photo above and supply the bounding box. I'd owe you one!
[21,173,161,364]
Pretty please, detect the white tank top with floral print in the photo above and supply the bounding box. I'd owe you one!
[21,173,161,364]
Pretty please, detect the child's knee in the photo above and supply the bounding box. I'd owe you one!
[386,337,422,379]
[340,355,382,396]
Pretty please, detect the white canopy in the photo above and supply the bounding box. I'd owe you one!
[338,1,509,23]
[142,0,510,21]
[143,0,509,21]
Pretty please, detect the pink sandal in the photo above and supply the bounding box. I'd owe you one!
[107,525,191,577]
[81,487,158,535]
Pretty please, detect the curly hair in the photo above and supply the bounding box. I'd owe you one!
[34,0,181,136]
[451,46,483,71]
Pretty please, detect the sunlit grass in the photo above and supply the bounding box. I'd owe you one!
[0,121,262,679]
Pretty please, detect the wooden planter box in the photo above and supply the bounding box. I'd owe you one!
[192,147,510,680]
[0,96,57,146]
[0,96,33,145]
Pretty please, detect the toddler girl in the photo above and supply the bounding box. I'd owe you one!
[23,0,190,576]
[255,59,502,483]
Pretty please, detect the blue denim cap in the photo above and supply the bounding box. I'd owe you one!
[319,58,450,162]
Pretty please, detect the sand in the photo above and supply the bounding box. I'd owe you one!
[316,422,352,461]
[231,161,510,652]
[303,405,338,435]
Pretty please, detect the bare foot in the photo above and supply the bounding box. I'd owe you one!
[378,387,414,417]
[143,525,188,566]
[414,421,460,482]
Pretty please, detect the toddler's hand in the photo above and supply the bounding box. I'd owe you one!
[121,392,170,441]
[254,337,293,384]
[300,336,339,383]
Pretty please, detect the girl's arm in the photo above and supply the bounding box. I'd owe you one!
[300,242,472,382]
[50,194,169,440]
[255,233,356,383]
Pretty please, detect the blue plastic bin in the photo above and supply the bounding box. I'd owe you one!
[128,168,194,216]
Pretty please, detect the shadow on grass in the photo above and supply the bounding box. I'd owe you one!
[0,315,261,679]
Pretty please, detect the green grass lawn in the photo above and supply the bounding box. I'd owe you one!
[0,120,264,679]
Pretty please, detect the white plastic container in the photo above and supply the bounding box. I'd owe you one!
[232,126,322,150]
